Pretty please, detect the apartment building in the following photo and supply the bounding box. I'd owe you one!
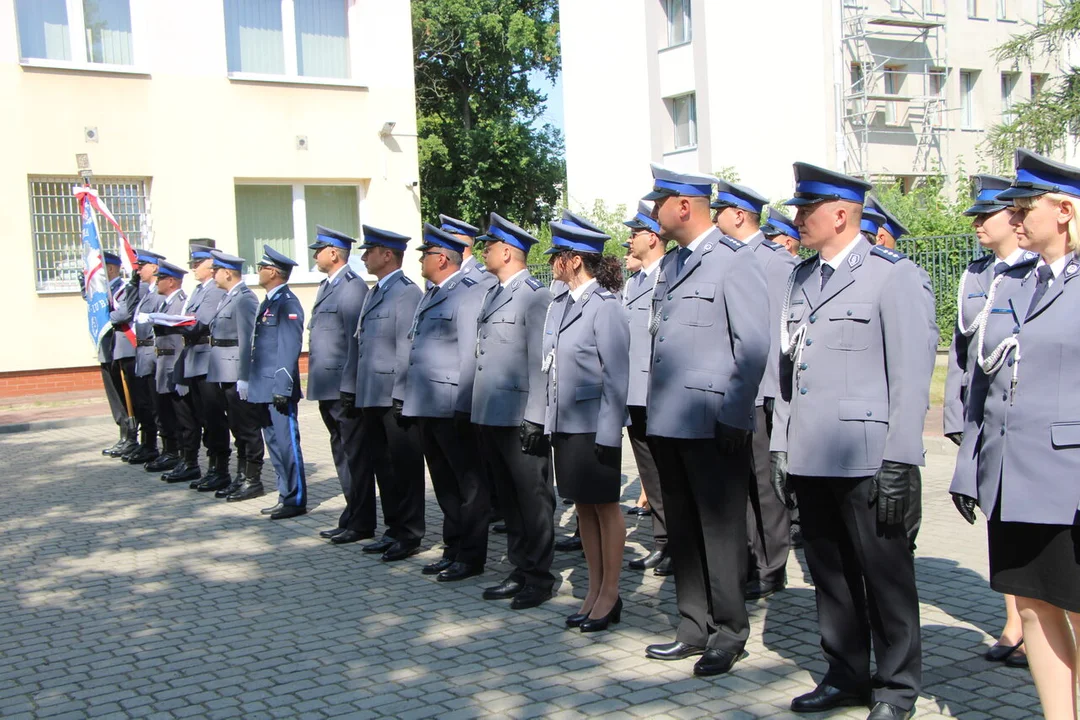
[560,0,1069,212]
[1,0,420,379]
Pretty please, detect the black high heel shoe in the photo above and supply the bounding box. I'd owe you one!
[580,596,622,633]
[565,611,589,628]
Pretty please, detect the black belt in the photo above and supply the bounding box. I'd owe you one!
[185,337,210,346]
[137,338,154,347]
[155,348,175,356]
[211,338,239,347]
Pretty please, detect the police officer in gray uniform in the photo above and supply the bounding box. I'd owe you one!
[127,249,167,465]
[401,224,488,577]
[761,207,802,257]
[439,214,497,291]
[340,226,426,557]
[99,253,134,456]
[249,246,307,520]
[148,261,189,471]
[201,250,266,502]
[771,163,926,720]
[711,179,798,600]
[469,213,556,606]
[642,164,770,677]
[305,226,368,539]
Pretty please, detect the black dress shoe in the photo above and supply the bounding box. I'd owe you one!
[693,648,744,676]
[381,540,420,562]
[260,503,284,515]
[145,453,179,472]
[985,637,1024,662]
[580,597,622,632]
[319,527,347,539]
[744,578,785,601]
[790,523,804,549]
[363,537,396,554]
[269,505,306,520]
[423,558,454,575]
[566,611,589,628]
[653,557,673,576]
[226,481,265,502]
[867,702,912,720]
[126,445,159,465]
[491,523,507,534]
[436,561,483,582]
[330,529,373,545]
[197,475,231,493]
[791,684,869,713]
[645,640,705,661]
[483,578,523,600]
[112,440,138,458]
[510,585,552,610]
[554,534,583,552]
[163,463,202,484]
[629,549,666,570]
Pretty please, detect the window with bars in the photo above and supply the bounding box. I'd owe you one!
[28,176,150,293]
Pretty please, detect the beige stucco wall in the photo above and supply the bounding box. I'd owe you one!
[0,0,421,373]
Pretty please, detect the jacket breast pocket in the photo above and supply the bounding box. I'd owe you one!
[490,312,518,343]
[827,303,873,351]
[312,303,338,329]
[365,308,392,337]
[678,282,717,327]
[1051,422,1080,449]
[422,307,455,338]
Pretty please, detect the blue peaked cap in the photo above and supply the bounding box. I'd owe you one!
[476,213,538,253]
[562,210,606,235]
[623,200,660,234]
[103,251,122,266]
[761,207,800,240]
[421,223,470,253]
[259,244,298,270]
[643,163,716,200]
[860,207,886,236]
[154,260,187,279]
[964,174,1013,216]
[309,225,355,251]
[189,244,215,260]
[210,250,245,272]
[998,148,1080,201]
[134,248,165,265]
[544,221,610,255]
[438,214,480,237]
[784,162,873,206]
[358,225,411,251]
[711,179,768,215]
[864,196,909,240]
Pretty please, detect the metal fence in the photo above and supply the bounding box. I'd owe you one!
[529,233,981,347]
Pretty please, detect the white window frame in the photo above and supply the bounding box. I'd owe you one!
[927,67,946,127]
[14,0,147,74]
[883,66,905,126]
[997,0,1013,20]
[923,0,946,15]
[668,93,697,151]
[235,181,367,284]
[664,0,691,48]
[1001,72,1019,123]
[960,70,978,129]
[967,0,983,18]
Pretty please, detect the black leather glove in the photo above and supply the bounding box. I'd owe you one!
[715,422,750,455]
[392,398,413,429]
[868,460,914,525]
[340,391,357,417]
[593,443,620,468]
[952,492,977,525]
[519,420,548,456]
[272,394,290,414]
[946,432,963,447]
[770,451,794,509]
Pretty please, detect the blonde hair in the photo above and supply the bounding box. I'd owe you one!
[1014,193,1080,253]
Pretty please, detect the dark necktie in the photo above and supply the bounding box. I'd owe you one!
[677,247,692,274]
[994,261,1009,276]
[315,279,329,304]
[1027,265,1054,315]
[820,263,835,290]
[562,294,576,324]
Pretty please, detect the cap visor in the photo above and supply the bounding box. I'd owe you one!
[996,186,1046,201]
[783,197,818,207]
[620,242,630,249]
[308,241,330,250]
[542,246,562,255]
[962,202,1011,217]
[642,189,672,201]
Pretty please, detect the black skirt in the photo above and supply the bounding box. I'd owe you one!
[552,432,621,504]
[988,509,1080,613]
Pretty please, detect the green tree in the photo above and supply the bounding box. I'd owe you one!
[986,1,1080,167]
[413,0,565,229]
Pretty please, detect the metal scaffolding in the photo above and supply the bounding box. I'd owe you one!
[840,0,949,181]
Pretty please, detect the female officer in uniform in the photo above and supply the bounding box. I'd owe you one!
[951,149,1080,719]
[542,220,630,633]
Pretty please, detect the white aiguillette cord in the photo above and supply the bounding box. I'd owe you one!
[778,269,809,384]
[975,272,1024,403]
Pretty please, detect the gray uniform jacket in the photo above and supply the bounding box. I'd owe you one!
[623,268,659,408]
[182,279,227,379]
[98,277,124,363]
[342,271,421,409]
[134,290,165,378]
[306,267,368,402]
[646,230,770,439]
[542,282,631,448]
[461,256,498,291]
[916,265,940,381]
[471,273,553,426]
[207,283,259,384]
[771,238,928,477]
[248,286,305,404]
[401,274,486,419]
[747,231,798,406]
[110,281,146,360]
[950,254,1080,524]
[152,290,187,393]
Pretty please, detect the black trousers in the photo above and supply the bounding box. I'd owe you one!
[219,382,266,463]
[155,389,177,445]
[905,467,922,552]
[791,474,922,710]
[171,389,201,454]
[344,407,425,542]
[101,362,127,425]
[747,402,791,585]
[420,417,489,567]
[627,405,666,550]
[119,358,157,441]
[478,425,555,589]
[649,436,750,652]
[190,375,229,456]
[318,399,363,529]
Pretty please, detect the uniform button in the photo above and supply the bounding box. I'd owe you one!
[809,314,816,323]
[483,333,488,339]
[663,314,669,321]
[695,290,700,295]
[1007,358,1013,367]
[409,360,414,365]
[1000,427,1005,435]
[847,310,853,317]
[866,410,872,417]
[480,350,485,355]
[800,387,808,395]
[478,366,483,371]
[708,382,713,389]
[656,357,662,363]
[667,293,673,301]
[1002,393,1008,401]
[1013,325,1020,333]
[805,339,812,346]
[658,336,664,342]
[799,363,807,370]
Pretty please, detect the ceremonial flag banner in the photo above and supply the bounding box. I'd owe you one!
[75,185,138,348]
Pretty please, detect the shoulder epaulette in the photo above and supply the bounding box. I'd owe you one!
[969,254,995,272]
[596,290,616,300]
[761,239,784,252]
[525,277,543,290]
[399,274,414,285]
[476,264,488,274]
[870,245,906,263]
[714,235,743,252]
[796,253,818,269]
[461,276,477,287]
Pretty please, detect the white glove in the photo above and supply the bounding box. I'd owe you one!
[175,384,189,397]
[237,379,249,401]
[135,312,150,324]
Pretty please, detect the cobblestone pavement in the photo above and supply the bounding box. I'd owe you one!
[0,406,1038,719]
